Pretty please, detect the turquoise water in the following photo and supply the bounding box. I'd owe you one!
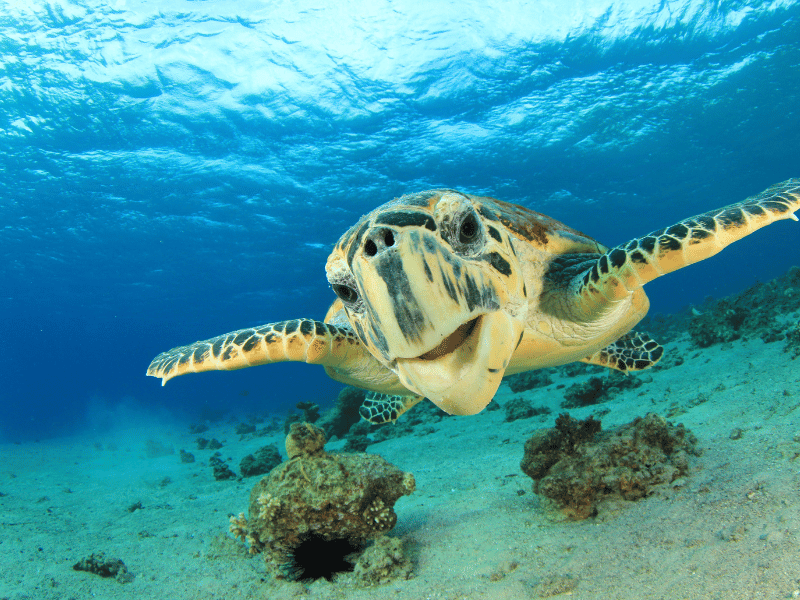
[2,0,799,440]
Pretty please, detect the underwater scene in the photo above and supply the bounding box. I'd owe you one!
[2,1,800,598]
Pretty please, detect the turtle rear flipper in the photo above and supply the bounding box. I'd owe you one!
[573,178,800,313]
[580,331,663,372]
[358,392,425,425]
[148,319,371,385]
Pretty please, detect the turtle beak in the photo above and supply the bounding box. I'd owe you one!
[393,311,524,415]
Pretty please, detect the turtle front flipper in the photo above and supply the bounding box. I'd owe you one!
[577,178,800,308]
[147,319,387,387]
[580,331,663,372]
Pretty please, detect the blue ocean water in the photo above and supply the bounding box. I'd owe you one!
[1,0,799,441]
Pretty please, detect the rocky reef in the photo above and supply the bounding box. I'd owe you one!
[230,422,415,582]
[239,444,281,478]
[521,413,699,519]
[503,396,551,422]
[688,265,800,348]
[561,372,646,408]
[504,369,554,393]
[315,387,366,439]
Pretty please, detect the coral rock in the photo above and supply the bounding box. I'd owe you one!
[521,413,698,519]
[285,422,327,458]
[243,425,415,572]
[240,444,282,477]
[352,536,412,585]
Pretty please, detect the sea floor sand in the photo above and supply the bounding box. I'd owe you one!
[2,330,800,600]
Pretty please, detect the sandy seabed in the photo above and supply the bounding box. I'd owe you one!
[2,329,800,600]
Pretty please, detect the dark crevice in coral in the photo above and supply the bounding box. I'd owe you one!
[281,534,361,582]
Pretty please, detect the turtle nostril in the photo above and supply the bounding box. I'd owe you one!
[363,228,396,258]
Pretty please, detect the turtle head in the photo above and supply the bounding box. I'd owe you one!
[325,190,528,415]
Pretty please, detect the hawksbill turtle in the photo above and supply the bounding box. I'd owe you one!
[148,179,800,424]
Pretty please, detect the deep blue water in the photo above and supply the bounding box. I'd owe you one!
[2,0,799,441]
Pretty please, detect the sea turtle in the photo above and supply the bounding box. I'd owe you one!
[148,179,800,424]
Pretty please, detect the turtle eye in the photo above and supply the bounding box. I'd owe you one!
[458,212,480,244]
[332,284,359,304]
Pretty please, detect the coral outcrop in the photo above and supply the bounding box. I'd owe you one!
[503,397,551,422]
[505,369,554,393]
[210,453,236,480]
[72,553,134,583]
[561,372,644,408]
[688,266,800,348]
[521,413,699,519]
[239,444,282,477]
[230,423,415,580]
[316,387,366,439]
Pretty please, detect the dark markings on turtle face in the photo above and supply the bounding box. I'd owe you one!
[477,205,499,222]
[485,252,512,277]
[368,326,390,358]
[422,232,439,255]
[451,258,462,281]
[373,252,426,344]
[463,274,482,311]
[651,346,664,360]
[609,248,627,269]
[666,224,689,239]
[515,330,524,350]
[375,211,437,232]
[488,367,499,373]
[717,208,746,228]
[242,335,258,353]
[347,220,371,267]
[399,191,439,207]
[639,236,657,253]
[658,236,682,252]
[439,266,460,303]
[354,321,367,346]
[422,257,433,282]
[487,226,502,242]
[630,250,648,264]
[462,273,498,313]
[522,283,527,297]
[598,254,610,275]
[284,320,299,335]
